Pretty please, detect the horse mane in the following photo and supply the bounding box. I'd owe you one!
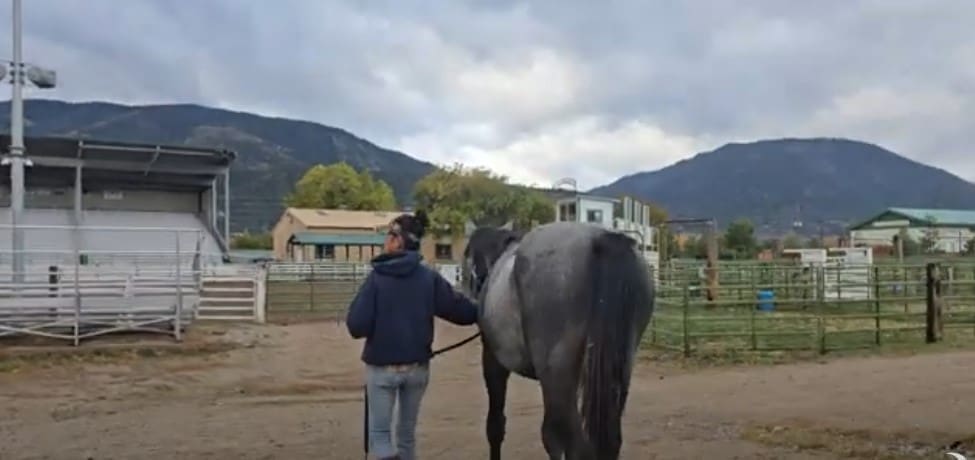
[465,227,521,260]
[463,226,522,295]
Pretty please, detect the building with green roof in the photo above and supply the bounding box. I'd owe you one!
[848,207,975,253]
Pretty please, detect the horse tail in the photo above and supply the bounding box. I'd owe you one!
[582,230,644,459]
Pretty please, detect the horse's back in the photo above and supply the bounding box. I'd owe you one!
[516,221,617,302]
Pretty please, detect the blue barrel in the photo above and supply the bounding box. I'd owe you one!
[756,290,775,311]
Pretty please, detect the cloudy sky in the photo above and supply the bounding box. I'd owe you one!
[2,0,973,188]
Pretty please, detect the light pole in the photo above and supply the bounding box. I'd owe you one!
[3,0,57,284]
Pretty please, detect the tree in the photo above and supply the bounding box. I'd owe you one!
[782,232,803,250]
[231,231,272,250]
[646,203,669,226]
[920,227,941,254]
[724,218,757,258]
[413,163,554,237]
[679,234,711,259]
[284,162,396,210]
[965,237,975,256]
[661,230,680,259]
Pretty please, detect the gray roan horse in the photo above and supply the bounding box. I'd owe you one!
[461,221,655,460]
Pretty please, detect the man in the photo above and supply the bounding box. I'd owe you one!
[346,210,479,460]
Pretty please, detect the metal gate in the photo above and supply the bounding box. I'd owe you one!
[196,265,266,322]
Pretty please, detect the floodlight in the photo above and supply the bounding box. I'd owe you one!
[26,65,56,89]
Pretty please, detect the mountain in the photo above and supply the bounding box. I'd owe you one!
[591,138,975,236]
[7,101,971,237]
[0,99,435,231]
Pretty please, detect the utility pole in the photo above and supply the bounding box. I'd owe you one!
[4,0,57,284]
[9,0,26,283]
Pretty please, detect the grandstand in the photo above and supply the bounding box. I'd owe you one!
[0,135,237,344]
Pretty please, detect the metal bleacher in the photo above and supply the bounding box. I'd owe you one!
[0,135,236,345]
[0,209,224,269]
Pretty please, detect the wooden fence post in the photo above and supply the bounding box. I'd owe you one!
[902,266,909,313]
[255,267,267,324]
[705,220,718,304]
[817,313,826,354]
[816,265,826,306]
[925,262,943,343]
[749,271,757,350]
[649,316,656,347]
[309,264,316,312]
[937,265,944,338]
[873,266,881,346]
[817,264,827,354]
[682,282,690,357]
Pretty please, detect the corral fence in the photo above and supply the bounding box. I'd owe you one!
[650,260,974,356]
[264,262,462,322]
[263,259,975,358]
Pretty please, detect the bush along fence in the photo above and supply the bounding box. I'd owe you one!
[648,261,975,357]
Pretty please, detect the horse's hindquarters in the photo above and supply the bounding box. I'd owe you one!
[480,247,534,377]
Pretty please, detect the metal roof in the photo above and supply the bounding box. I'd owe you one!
[850,207,975,230]
[284,208,403,230]
[888,207,975,226]
[3,134,235,171]
[289,232,386,245]
[0,135,237,191]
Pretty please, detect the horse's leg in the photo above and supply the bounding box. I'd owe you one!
[483,346,510,460]
[539,372,593,460]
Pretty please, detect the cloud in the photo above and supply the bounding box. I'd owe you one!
[1,0,974,186]
[397,116,708,187]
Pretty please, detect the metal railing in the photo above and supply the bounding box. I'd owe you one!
[263,261,462,321]
[0,224,209,345]
[650,261,975,356]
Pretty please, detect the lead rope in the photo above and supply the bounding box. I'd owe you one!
[363,385,369,460]
[432,331,482,356]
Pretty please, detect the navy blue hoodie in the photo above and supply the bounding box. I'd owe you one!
[345,250,479,366]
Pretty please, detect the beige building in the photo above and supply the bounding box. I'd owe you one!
[271,208,468,263]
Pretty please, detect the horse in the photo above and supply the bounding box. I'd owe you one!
[461,221,656,460]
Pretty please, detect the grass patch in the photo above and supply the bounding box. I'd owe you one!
[0,339,240,374]
[741,422,974,459]
[646,295,975,361]
[640,331,975,370]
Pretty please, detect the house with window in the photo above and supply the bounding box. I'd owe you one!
[536,190,659,277]
[552,192,617,228]
[270,208,468,263]
[544,191,656,249]
[848,207,975,254]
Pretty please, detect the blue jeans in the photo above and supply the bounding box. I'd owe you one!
[366,363,430,460]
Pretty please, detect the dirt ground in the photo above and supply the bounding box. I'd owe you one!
[2,321,975,460]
